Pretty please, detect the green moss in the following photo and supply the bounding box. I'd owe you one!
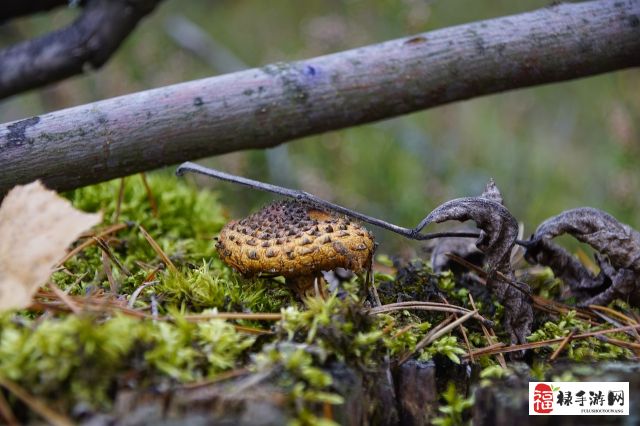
[280,296,387,366]
[3,170,636,423]
[381,316,432,356]
[0,312,254,409]
[67,173,225,238]
[157,262,290,313]
[253,342,343,425]
[420,335,467,364]
[432,382,474,426]
[524,267,563,300]
[53,173,227,294]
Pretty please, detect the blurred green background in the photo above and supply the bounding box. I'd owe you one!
[1,0,638,254]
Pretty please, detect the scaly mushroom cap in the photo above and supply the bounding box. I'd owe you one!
[216,200,375,278]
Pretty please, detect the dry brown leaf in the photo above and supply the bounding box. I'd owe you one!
[0,181,101,311]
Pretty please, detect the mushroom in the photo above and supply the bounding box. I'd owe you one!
[215,200,375,298]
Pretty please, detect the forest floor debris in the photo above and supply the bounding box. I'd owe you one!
[0,174,638,425]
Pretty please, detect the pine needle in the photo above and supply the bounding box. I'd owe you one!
[139,225,176,272]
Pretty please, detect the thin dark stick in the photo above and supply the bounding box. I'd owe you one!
[177,162,531,246]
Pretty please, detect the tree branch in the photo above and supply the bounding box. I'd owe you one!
[0,0,638,194]
[0,0,68,22]
[0,0,162,99]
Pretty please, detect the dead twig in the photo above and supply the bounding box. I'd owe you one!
[0,0,163,99]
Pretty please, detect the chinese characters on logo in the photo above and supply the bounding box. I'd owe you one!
[529,382,629,416]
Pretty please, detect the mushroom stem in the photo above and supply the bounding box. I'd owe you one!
[288,275,328,300]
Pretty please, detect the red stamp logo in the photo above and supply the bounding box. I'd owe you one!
[533,383,554,413]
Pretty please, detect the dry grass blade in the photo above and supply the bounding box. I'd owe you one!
[589,304,638,325]
[323,402,334,422]
[420,309,477,348]
[47,281,81,314]
[468,293,506,368]
[183,312,283,321]
[440,295,474,363]
[474,342,507,354]
[180,368,250,390]
[29,296,278,335]
[445,252,530,296]
[392,323,420,338]
[466,324,640,358]
[530,295,598,322]
[589,310,640,343]
[448,253,531,296]
[128,280,158,308]
[370,301,470,310]
[0,388,18,426]
[590,305,640,349]
[398,310,477,365]
[143,264,163,282]
[444,253,601,323]
[421,315,455,337]
[233,325,274,335]
[139,225,176,272]
[549,329,577,362]
[367,280,382,307]
[595,335,640,351]
[0,377,73,426]
[31,293,284,324]
[114,177,126,223]
[140,173,159,217]
[101,250,119,294]
[575,248,598,274]
[57,223,129,267]
[445,253,486,277]
[369,301,491,325]
[93,237,131,276]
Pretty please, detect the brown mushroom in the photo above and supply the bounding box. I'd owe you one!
[215,200,375,298]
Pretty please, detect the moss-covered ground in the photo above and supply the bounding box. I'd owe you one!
[0,174,637,425]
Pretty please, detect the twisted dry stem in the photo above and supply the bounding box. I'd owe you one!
[177,162,531,246]
[526,207,640,306]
